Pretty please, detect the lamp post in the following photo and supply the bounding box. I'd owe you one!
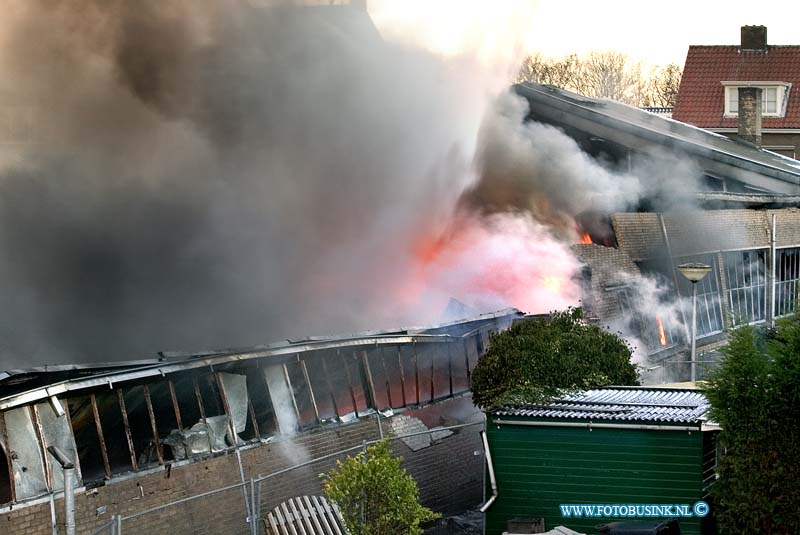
[677,262,712,382]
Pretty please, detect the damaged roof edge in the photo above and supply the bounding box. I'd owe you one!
[0,335,444,411]
[0,308,522,411]
[513,83,800,191]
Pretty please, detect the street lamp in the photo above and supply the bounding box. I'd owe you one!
[677,262,712,382]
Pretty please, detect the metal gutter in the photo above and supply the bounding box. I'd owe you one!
[492,418,702,432]
[696,192,800,204]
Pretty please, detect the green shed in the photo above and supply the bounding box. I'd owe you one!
[482,387,718,535]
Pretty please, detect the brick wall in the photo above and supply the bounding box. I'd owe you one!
[572,243,642,321]
[612,208,800,261]
[1,397,485,534]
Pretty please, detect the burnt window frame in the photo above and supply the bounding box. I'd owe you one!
[775,246,800,318]
[724,248,768,326]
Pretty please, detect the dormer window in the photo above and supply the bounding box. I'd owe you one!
[722,82,791,118]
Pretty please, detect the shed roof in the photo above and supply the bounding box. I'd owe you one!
[493,387,710,425]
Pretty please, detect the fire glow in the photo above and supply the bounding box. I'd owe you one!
[405,214,581,315]
[656,316,667,347]
[580,233,592,244]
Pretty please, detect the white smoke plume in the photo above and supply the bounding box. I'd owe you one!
[459,92,702,240]
[606,273,689,362]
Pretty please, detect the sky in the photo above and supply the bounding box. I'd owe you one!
[369,0,800,68]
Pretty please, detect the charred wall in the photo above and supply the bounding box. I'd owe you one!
[580,207,800,369]
[0,312,516,530]
[0,396,484,534]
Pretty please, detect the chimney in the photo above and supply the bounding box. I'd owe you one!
[741,25,767,51]
[738,87,762,146]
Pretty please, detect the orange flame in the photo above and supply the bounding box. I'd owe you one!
[656,316,667,347]
[579,233,592,244]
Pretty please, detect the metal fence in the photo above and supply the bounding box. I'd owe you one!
[94,419,486,534]
[641,360,720,385]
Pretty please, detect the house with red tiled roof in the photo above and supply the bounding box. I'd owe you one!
[673,25,800,160]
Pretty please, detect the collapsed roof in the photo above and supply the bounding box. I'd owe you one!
[0,308,522,409]
[513,83,800,195]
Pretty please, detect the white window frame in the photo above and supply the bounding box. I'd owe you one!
[721,81,791,118]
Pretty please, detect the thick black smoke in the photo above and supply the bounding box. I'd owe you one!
[0,1,492,366]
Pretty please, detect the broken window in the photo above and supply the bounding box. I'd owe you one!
[189,374,231,452]
[639,256,724,338]
[144,382,181,461]
[171,375,202,432]
[284,362,318,428]
[91,391,134,476]
[610,284,678,353]
[215,370,259,442]
[245,365,278,437]
[302,352,338,421]
[159,372,234,460]
[197,374,225,418]
[159,373,217,459]
[776,247,800,317]
[216,372,251,442]
[67,395,108,484]
[263,364,300,433]
[121,386,162,468]
[675,255,724,336]
[725,250,767,325]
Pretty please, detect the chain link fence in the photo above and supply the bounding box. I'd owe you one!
[640,359,720,384]
[94,419,485,535]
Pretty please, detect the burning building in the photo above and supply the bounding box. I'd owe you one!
[3,0,800,530]
[0,309,521,532]
[509,83,800,380]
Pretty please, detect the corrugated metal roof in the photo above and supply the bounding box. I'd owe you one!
[493,387,709,424]
[263,495,348,535]
[0,309,523,410]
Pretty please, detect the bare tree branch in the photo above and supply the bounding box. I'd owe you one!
[515,52,682,108]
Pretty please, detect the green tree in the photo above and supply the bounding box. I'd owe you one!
[470,307,638,409]
[323,440,439,535]
[704,321,800,533]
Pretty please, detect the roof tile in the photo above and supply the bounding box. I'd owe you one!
[673,45,800,129]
